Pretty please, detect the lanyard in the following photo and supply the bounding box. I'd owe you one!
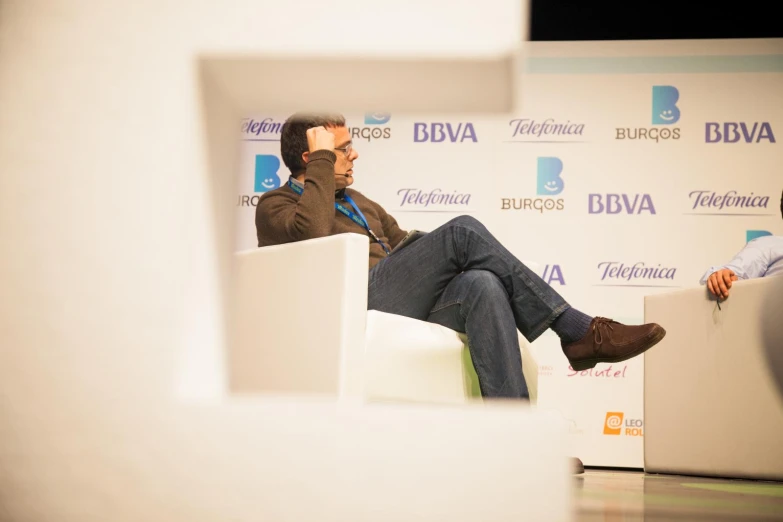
[287,178,391,255]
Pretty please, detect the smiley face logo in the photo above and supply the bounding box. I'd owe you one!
[254,155,281,193]
[536,157,564,196]
[364,112,391,125]
[652,86,680,125]
[260,176,277,190]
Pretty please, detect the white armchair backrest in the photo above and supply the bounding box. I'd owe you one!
[230,234,369,395]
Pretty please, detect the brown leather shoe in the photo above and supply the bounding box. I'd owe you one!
[562,317,666,371]
[571,457,584,475]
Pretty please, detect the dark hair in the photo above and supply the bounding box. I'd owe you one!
[780,189,782,220]
[280,112,346,174]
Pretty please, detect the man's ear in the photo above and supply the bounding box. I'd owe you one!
[301,151,309,165]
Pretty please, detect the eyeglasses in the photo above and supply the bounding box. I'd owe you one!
[334,143,352,156]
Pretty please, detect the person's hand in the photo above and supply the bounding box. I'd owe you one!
[707,268,738,300]
[306,126,335,153]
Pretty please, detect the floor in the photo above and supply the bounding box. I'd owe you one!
[575,469,783,521]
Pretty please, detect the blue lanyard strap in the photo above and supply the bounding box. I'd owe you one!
[287,179,391,255]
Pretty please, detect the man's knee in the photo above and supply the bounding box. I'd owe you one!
[446,214,483,230]
[462,270,506,298]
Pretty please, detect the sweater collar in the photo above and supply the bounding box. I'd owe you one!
[289,175,346,199]
[288,176,304,190]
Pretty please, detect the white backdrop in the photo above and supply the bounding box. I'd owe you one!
[236,40,783,467]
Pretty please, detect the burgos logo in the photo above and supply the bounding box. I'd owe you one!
[238,155,281,207]
[351,112,392,142]
[747,230,772,242]
[603,412,623,435]
[501,157,565,213]
[705,122,776,143]
[414,122,478,143]
[616,86,681,142]
[651,86,681,124]
[537,157,564,195]
[365,112,391,125]
[254,155,281,193]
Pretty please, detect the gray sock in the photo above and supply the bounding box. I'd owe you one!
[551,306,593,346]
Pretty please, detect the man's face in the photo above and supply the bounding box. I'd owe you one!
[327,125,359,190]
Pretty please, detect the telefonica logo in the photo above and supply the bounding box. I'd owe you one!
[396,188,472,211]
[241,117,284,141]
[595,262,678,287]
[507,118,586,143]
[686,190,772,216]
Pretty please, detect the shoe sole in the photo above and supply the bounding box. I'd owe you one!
[569,326,667,371]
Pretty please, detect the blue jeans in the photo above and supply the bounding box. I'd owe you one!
[368,215,569,399]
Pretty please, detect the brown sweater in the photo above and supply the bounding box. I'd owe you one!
[255,149,408,269]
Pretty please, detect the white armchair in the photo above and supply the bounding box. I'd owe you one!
[644,276,783,480]
[230,233,539,403]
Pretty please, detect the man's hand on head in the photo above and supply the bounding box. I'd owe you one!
[304,124,354,191]
[306,126,335,154]
[707,268,738,300]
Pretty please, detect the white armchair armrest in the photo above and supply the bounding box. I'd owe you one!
[644,276,783,479]
[229,233,369,396]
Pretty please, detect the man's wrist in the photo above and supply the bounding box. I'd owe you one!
[307,149,337,163]
[304,150,338,189]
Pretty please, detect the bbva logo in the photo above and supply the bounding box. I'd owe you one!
[705,122,776,143]
[541,264,565,285]
[413,122,478,143]
[588,194,656,215]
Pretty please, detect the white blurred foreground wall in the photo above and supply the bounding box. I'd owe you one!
[0,397,570,521]
[0,2,573,521]
[0,0,524,402]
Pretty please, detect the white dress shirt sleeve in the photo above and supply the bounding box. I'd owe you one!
[699,237,774,284]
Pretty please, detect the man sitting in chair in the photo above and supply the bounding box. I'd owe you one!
[256,113,667,472]
[256,112,666,398]
[702,190,783,301]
